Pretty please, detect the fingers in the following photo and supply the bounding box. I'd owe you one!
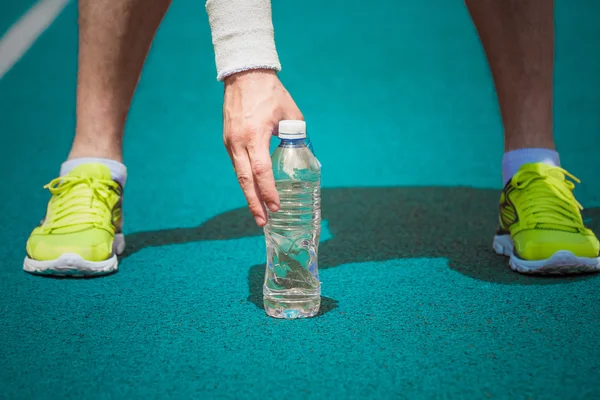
[247,130,280,213]
[222,72,303,227]
[229,144,268,226]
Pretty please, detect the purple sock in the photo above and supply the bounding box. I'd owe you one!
[502,148,560,186]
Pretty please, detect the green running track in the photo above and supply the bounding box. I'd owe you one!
[1,0,599,398]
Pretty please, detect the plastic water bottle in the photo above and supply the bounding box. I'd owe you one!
[263,120,321,319]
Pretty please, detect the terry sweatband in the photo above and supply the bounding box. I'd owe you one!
[206,0,282,81]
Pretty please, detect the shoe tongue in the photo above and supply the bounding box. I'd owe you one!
[547,168,565,181]
[66,163,112,180]
[521,164,577,232]
[51,163,113,234]
[521,162,564,180]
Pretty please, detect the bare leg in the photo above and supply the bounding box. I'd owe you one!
[68,0,172,162]
[466,0,555,152]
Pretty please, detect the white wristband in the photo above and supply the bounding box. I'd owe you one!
[206,0,282,81]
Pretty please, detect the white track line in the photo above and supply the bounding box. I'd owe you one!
[0,0,70,80]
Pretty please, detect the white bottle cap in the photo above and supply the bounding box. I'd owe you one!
[278,120,306,139]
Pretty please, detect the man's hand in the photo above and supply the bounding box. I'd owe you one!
[223,69,303,227]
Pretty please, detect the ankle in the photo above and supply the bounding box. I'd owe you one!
[503,128,555,153]
[68,150,123,163]
[69,131,123,162]
[504,142,556,153]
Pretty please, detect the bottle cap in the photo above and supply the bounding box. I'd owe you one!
[278,120,306,139]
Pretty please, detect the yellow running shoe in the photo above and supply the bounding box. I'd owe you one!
[24,163,125,276]
[493,162,600,274]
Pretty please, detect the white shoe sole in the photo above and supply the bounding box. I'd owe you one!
[493,234,600,275]
[23,234,126,277]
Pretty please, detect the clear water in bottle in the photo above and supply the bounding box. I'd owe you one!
[263,120,321,319]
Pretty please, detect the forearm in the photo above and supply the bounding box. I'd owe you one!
[206,0,281,81]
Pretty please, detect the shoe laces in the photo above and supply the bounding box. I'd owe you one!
[512,166,584,231]
[43,176,120,231]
